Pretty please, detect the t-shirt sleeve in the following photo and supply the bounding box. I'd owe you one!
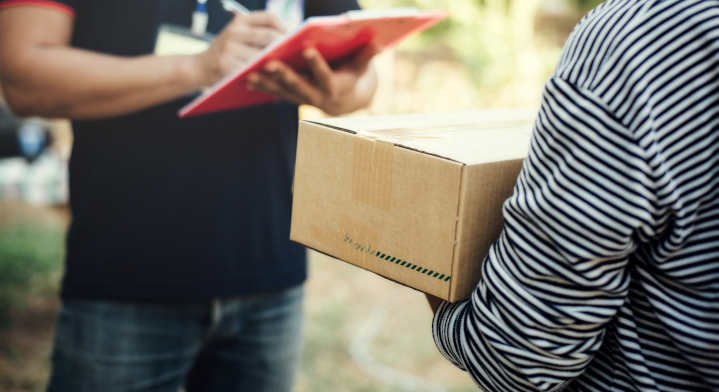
[0,0,76,16]
[432,76,659,392]
[305,0,360,17]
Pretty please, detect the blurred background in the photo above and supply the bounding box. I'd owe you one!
[0,0,600,391]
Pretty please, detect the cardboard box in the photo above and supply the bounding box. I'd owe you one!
[291,110,534,302]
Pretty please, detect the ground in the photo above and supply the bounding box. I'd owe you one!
[0,203,476,392]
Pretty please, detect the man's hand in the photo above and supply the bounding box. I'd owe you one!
[247,44,379,116]
[195,12,286,86]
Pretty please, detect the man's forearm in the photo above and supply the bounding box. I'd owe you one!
[1,6,289,120]
[3,46,207,120]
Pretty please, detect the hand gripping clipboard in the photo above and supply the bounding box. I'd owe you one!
[178,9,448,118]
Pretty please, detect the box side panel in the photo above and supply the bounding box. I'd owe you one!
[449,159,524,302]
[291,122,463,300]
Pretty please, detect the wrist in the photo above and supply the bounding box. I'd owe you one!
[355,66,378,108]
[337,66,377,115]
[180,53,213,90]
[323,83,371,116]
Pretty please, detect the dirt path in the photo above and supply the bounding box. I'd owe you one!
[0,296,58,392]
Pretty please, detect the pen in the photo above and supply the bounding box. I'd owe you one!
[221,0,250,15]
[192,0,209,35]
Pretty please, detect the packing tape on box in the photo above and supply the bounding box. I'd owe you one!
[351,138,393,211]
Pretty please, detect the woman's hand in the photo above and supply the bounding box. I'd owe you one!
[426,294,443,313]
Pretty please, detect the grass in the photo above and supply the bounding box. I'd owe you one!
[0,203,65,392]
[0,222,63,325]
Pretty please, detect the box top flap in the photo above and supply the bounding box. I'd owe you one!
[304,109,534,165]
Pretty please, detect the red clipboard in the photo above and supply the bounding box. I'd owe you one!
[178,10,448,118]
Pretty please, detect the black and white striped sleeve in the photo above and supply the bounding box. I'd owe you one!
[432,77,659,392]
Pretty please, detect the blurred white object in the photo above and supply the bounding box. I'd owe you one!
[266,0,303,30]
[0,151,68,205]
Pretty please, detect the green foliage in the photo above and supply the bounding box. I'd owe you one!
[0,222,63,324]
[363,0,565,107]
[572,0,604,10]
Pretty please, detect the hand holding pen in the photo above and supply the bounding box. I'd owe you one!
[194,6,287,86]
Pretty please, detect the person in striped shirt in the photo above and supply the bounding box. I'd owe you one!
[430,1,719,391]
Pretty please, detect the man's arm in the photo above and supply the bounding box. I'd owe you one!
[0,6,284,119]
[431,77,659,391]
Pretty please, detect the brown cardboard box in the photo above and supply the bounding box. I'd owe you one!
[290,110,534,302]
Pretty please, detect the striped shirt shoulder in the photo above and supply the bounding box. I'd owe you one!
[557,0,719,99]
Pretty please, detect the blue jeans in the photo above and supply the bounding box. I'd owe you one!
[46,285,304,392]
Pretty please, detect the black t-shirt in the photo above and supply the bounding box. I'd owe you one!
[0,0,359,301]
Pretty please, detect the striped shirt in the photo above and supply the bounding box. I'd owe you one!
[432,1,719,391]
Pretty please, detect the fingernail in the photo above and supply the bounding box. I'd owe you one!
[303,49,315,59]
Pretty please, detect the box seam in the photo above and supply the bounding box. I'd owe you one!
[395,145,463,164]
[302,120,358,134]
[300,121,464,164]
[447,163,466,301]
